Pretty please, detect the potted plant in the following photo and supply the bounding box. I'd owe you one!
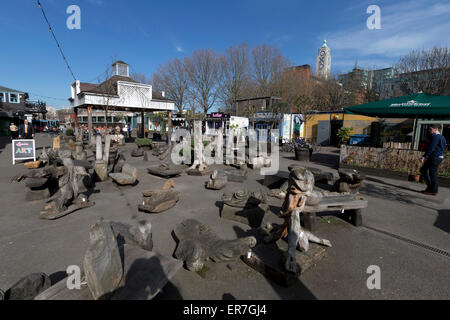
[337,127,353,146]
[408,170,421,182]
[63,128,75,143]
[294,139,313,162]
[135,138,152,151]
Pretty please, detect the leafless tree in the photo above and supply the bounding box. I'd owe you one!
[252,44,290,96]
[152,58,189,113]
[97,59,120,130]
[219,43,251,112]
[131,72,152,84]
[395,46,450,95]
[185,49,221,115]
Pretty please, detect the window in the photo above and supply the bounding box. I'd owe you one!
[97,116,105,123]
[0,92,4,102]
[107,116,112,123]
[9,93,19,103]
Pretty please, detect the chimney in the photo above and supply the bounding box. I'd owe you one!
[71,80,81,99]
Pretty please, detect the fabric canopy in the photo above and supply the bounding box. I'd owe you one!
[344,93,450,118]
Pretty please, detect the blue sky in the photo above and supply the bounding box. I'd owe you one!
[1,0,449,109]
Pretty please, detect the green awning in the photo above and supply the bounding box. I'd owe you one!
[344,93,450,118]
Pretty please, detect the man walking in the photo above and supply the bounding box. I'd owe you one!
[420,124,447,196]
[18,119,35,139]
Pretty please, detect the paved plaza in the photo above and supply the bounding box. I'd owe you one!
[0,134,449,299]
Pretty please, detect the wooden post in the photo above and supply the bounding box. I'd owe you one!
[74,107,79,129]
[141,110,145,138]
[87,106,93,144]
[168,111,173,145]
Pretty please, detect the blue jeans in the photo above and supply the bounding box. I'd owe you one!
[420,157,443,193]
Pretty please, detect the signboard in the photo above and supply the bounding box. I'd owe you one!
[12,139,36,165]
[207,113,230,119]
[389,100,431,107]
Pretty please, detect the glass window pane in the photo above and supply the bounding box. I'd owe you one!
[10,93,18,103]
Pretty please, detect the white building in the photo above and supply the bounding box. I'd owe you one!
[69,60,175,137]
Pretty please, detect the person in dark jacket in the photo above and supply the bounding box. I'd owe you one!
[419,124,447,195]
[18,119,35,139]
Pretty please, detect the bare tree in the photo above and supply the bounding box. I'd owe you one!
[131,72,152,84]
[185,49,221,115]
[97,59,120,130]
[219,43,251,112]
[252,44,290,96]
[395,46,450,95]
[313,77,347,110]
[152,58,189,113]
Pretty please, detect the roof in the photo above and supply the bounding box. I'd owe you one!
[78,76,174,102]
[345,93,450,118]
[112,60,129,66]
[234,96,282,102]
[0,86,25,93]
[79,82,98,93]
[77,76,138,96]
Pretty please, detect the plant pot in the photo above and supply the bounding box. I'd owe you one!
[408,174,420,182]
[139,146,151,151]
[295,148,311,162]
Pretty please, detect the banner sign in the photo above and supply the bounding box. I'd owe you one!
[12,139,36,165]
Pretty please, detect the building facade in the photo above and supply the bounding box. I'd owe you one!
[338,66,395,92]
[0,85,47,135]
[69,60,175,138]
[233,96,282,117]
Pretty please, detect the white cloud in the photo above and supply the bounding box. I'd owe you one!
[322,0,450,69]
[176,46,184,52]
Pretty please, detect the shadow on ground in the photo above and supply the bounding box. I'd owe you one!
[232,225,316,300]
[310,152,339,170]
[0,136,11,154]
[435,210,450,234]
[360,182,437,210]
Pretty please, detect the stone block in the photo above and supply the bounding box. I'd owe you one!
[83,219,123,300]
[241,241,326,287]
[147,165,183,178]
[94,160,109,181]
[4,273,51,300]
[224,169,248,182]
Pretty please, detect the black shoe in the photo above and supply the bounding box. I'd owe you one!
[423,191,438,196]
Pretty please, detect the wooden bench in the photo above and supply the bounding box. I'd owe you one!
[302,194,368,231]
